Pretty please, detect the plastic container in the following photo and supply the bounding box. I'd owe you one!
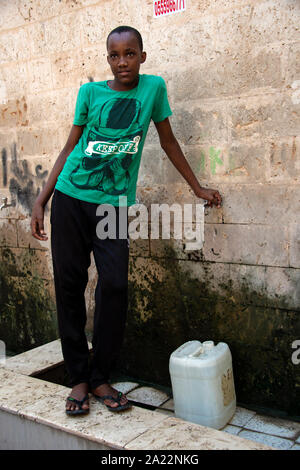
[169,340,236,429]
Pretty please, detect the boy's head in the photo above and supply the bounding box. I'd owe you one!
[106,26,146,88]
[106,26,143,53]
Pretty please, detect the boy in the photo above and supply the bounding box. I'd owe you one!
[31,26,222,415]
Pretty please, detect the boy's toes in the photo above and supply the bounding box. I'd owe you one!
[119,394,128,406]
[82,400,89,410]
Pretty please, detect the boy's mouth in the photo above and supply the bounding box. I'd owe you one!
[118,71,131,76]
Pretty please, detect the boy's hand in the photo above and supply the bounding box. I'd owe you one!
[195,187,222,208]
[31,202,48,241]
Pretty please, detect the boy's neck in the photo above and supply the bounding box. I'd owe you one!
[108,74,140,91]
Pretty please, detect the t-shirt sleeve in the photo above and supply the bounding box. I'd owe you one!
[73,84,89,125]
[151,77,173,123]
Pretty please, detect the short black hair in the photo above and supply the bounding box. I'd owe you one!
[106,26,143,52]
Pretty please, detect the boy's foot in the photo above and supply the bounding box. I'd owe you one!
[66,382,90,413]
[92,383,130,409]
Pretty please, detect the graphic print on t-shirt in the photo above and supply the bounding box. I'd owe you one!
[69,98,143,196]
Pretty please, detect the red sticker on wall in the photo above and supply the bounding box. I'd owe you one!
[153,0,186,18]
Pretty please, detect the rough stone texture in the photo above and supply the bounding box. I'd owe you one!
[0,0,299,417]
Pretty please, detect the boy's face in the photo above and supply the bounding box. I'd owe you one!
[107,32,146,89]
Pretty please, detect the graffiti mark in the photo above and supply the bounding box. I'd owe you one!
[209,146,223,175]
[1,148,7,187]
[35,165,48,179]
[195,147,224,175]
[1,143,49,214]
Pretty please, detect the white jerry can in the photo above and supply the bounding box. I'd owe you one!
[169,340,236,430]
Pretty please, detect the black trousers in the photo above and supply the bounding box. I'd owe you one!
[50,189,129,390]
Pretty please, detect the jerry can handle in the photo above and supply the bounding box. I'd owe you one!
[188,346,204,358]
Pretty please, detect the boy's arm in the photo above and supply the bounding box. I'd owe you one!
[31,124,84,241]
[154,118,222,208]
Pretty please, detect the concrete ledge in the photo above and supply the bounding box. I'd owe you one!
[3,339,92,377]
[0,346,272,450]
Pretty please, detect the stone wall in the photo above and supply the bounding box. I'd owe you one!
[0,0,299,415]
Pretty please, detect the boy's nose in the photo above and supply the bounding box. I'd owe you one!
[118,56,128,67]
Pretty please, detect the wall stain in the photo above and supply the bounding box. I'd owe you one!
[1,143,49,214]
[112,246,300,418]
[0,246,58,354]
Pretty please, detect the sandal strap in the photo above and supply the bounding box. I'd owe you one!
[67,394,89,407]
[98,392,124,404]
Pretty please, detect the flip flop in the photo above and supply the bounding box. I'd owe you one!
[93,391,132,412]
[66,394,90,416]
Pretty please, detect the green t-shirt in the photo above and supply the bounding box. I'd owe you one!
[55,74,172,206]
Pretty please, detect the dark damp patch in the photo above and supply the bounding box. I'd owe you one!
[112,245,300,419]
[0,247,58,354]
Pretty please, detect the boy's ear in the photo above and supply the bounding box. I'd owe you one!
[141,51,146,64]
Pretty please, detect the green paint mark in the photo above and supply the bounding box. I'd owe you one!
[209,147,223,174]
[195,151,206,173]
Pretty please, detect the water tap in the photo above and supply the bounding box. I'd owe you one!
[0,197,14,210]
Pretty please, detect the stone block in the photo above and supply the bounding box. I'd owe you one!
[27,88,77,125]
[171,103,228,145]
[125,416,270,450]
[129,237,150,258]
[0,97,28,127]
[0,28,30,64]
[80,3,110,47]
[0,245,52,280]
[211,5,253,53]
[58,124,73,150]
[182,145,212,183]
[16,0,95,24]
[136,183,195,210]
[267,137,300,182]
[171,47,282,102]
[221,141,267,183]
[289,223,300,268]
[229,98,266,141]
[228,92,300,144]
[149,220,204,260]
[0,218,18,246]
[248,0,300,45]
[228,263,267,307]
[284,42,300,86]
[144,121,160,147]
[212,183,300,226]
[260,97,300,139]
[139,145,168,186]
[17,128,61,156]
[29,12,82,57]
[264,266,300,310]
[27,58,53,94]
[0,62,29,100]
[177,258,231,299]
[51,48,110,90]
[202,223,289,267]
[0,0,27,30]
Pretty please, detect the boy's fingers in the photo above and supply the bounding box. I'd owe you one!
[38,218,45,234]
[31,217,47,240]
